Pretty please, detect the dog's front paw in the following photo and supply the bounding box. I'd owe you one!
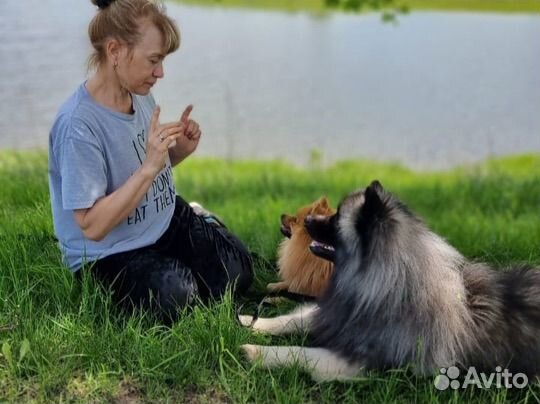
[238,314,255,327]
[266,282,286,292]
[240,344,261,362]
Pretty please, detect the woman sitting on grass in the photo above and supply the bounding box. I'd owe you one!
[48,0,253,322]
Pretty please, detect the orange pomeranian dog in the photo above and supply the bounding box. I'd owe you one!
[267,197,335,298]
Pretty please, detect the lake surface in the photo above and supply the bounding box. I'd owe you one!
[1,0,539,169]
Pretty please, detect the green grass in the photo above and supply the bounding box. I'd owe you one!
[1,150,540,403]
[173,0,540,14]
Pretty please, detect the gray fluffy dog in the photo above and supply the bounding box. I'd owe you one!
[240,181,540,382]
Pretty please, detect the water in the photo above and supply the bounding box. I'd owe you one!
[1,0,539,169]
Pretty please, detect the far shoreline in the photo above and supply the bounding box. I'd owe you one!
[171,0,540,15]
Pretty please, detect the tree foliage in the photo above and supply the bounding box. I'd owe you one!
[325,0,409,22]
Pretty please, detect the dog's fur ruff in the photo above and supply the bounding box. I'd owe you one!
[267,197,335,298]
[241,181,540,381]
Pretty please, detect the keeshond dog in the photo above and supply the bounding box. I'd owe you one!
[240,180,540,382]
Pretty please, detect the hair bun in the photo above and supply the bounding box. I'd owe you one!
[92,0,115,10]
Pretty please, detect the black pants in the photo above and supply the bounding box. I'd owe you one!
[85,196,253,322]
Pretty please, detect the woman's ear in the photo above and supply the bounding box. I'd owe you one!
[105,37,124,66]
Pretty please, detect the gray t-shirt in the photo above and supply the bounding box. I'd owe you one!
[48,82,176,271]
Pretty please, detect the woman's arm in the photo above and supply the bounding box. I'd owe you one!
[74,164,156,241]
[74,106,184,241]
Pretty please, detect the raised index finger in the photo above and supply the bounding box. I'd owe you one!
[180,104,193,124]
[150,105,161,134]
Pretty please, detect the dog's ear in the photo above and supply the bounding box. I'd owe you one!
[363,180,385,216]
[318,196,329,209]
[281,214,296,226]
[367,180,384,194]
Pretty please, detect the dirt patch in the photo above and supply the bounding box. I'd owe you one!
[182,385,232,404]
[116,378,143,404]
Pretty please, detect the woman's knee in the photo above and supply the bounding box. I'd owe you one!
[150,265,198,311]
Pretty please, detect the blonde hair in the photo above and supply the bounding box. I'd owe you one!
[88,0,180,71]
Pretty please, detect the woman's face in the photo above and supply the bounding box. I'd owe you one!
[115,20,166,95]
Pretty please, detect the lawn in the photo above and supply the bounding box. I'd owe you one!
[0,150,539,403]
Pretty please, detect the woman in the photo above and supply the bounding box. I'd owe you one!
[48,0,253,322]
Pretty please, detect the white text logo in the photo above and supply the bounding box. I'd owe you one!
[434,366,528,390]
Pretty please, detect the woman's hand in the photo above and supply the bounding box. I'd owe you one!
[168,105,202,166]
[142,105,185,176]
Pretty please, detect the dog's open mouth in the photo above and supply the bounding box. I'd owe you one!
[309,240,335,262]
